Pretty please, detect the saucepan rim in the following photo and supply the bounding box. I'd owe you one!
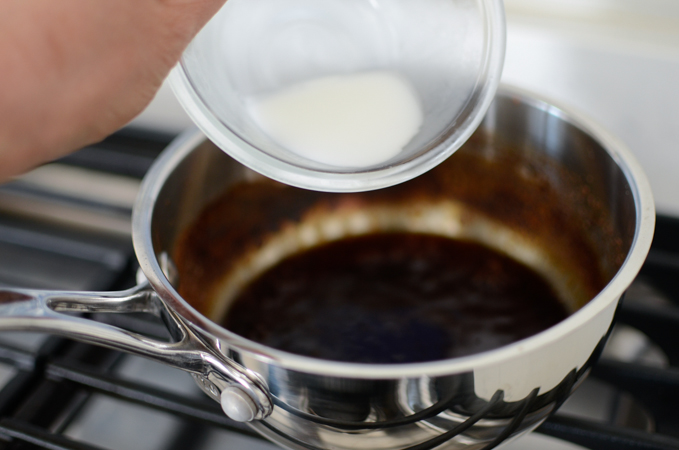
[132,85,655,379]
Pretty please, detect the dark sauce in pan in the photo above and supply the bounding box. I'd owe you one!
[223,233,569,364]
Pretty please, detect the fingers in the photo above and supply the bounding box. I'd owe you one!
[159,0,228,30]
[146,0,228,73]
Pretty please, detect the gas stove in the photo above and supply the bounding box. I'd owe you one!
[1,1,679,449]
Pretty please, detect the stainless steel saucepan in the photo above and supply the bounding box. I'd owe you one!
[0,87,654,450]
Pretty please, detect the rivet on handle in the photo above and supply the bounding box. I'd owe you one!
[221,386,258,422]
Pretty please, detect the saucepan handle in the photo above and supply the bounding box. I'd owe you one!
[0,285,272,422]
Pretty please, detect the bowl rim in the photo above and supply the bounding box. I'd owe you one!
[133,85,656,379]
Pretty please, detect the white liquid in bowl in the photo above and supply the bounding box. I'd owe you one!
[247,71,424,168]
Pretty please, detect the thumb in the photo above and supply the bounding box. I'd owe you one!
[157,0,229,47]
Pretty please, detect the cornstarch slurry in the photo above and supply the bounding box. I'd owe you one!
[247,71,424,167]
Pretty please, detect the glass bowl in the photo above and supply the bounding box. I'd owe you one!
[168,0,506,192]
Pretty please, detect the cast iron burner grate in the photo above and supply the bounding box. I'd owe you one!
[0,130,677,450]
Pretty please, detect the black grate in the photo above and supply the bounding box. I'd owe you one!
[536,215,679,450]
[0,130,677,449]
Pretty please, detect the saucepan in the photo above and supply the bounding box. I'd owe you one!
[0,87,654,450]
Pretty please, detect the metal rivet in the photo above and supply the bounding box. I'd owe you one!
[220,386,257,422]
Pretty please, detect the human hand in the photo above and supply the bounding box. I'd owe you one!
[0,0,227,181]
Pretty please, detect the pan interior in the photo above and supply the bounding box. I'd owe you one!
[172,131,623,332]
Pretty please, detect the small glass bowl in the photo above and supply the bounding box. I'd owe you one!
[169,0,506,192]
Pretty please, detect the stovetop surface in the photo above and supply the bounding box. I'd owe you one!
[0,130,677,450]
